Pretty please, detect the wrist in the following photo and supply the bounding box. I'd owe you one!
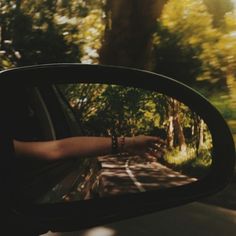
[111,135,118,154]
[117,136,125,153]
[111,136,134,155]
[122,137,133,153]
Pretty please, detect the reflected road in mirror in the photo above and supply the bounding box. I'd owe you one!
[96,155,197,197]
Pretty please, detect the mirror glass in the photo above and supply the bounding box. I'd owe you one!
[12,83,213,204]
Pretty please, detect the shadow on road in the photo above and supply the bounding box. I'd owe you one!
[200,173,236,210]
[42,203,236,236]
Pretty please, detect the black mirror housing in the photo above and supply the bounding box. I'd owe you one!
[0,64,235,234]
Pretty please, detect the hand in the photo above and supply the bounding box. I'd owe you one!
[124,135,166,157]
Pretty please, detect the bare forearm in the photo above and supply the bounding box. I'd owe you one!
[57,136,114,159]
[13,135,165,161]
[14,137,126,161]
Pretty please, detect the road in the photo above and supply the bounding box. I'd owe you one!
[42,202,236,236]
[40,155,236,235]
[96,155,197,197]
[35,154,197,203]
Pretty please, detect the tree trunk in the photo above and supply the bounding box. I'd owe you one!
[167,115,174,148]
[173,114,187,152]
[198,119,204,149]
[99,0,167,69]
[193,116,205,155]
[167,99,186,152]
[172,100,186,152]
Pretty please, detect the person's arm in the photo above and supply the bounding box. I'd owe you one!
[13,137,113,161]
[13,136,165,161]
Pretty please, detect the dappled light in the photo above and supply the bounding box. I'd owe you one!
[59,83,213,175]
[1,1,235,128]
[96,155,197,197]
[1,0,235,211]
[1,1,235,235]
[150,0,236,145]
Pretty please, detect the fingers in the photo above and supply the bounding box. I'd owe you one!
[153,137,166,146]
[147,139,166,157]
[149,138,166,151]
[146,146,164,157]
[130,135,167,157]
[148,148,165,158]
[145,135,166,146]
[150,150,163,159]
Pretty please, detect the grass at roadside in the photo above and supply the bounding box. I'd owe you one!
[161,146,213,178]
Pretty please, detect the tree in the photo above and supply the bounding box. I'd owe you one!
[19,0,80,65]
[54,0,106,64]
[57,83,108,135]
[219,11,236,79]
[166,98,188,152]
[203,0,234,27]
[0,0,82,68]
[0,0,24,68]
[152,25,202,84]
[99,0,167,69]
[77,4,106,64]
[152,0,230,87]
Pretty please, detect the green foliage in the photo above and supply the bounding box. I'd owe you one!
[59,83,212,156]
[153,24,202,84]
[61,84,164,136]
[193,147,213,168]
[208,89,236,120]
[77,8,105,64]
[164,147,197,166]
[0,0,106,69]
[152,0,236,88]
[58,83,108,135]
[152,0,216,83]
[1,0,235,143]
[203,0,234,27]
[163,145,213,178]
[0,0,79,68]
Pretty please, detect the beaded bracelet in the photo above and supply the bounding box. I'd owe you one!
[119,135,125,153]
[111,135,118,154]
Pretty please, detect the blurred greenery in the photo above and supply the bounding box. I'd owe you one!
[163,137,213,177]
[152,0,236,87]
[58,83,213,176]
[1,0,235,88]
[151,0,236,147]
[0,0,105,68]
[0,0,235,175]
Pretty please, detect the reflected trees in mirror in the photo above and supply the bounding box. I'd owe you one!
[35,83,213,203]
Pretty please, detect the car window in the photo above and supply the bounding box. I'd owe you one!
[12,87,55,141]
[12,86,80,202]
[36,85,82,139]
[12,85,97,203]
[51,84,83,136]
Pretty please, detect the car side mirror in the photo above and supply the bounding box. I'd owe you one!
[0,64,235,234]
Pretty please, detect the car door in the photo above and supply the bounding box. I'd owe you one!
[12,85,101,203]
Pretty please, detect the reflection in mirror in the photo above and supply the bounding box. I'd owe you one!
[12,83,213,204]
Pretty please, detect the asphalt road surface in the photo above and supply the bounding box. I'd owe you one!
[41,122,236,235]
[96,155,197,197]
[42,202,236,236]
[40,155,236,235]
